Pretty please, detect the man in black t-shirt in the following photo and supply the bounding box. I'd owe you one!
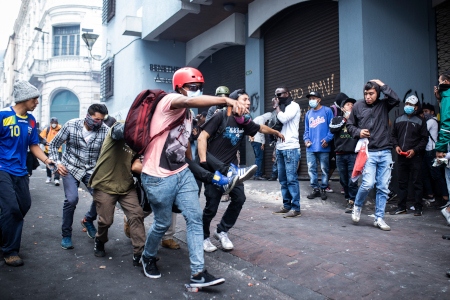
[198,89,284,252]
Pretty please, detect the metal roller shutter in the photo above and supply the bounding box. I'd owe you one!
[263,0,340,179]
[197,46,247,165]
[436,0,450,74]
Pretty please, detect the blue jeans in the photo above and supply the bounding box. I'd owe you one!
[276,148,301,211]
[62,173,96,237]
[354,149,393,219]
[141,169,204,275]
[271,159,278,178]
[251,142,264,177]
[306,152,330,189]
[336,153,358,200]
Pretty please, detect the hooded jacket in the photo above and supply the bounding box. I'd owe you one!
[391,113,428,155]
[435,86,450,152]
[329,115,357,153]
[347,85,400,151]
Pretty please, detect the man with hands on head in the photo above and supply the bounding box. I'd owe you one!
[347,79,400,231]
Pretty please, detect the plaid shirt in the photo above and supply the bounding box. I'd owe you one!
[49,119,108,181]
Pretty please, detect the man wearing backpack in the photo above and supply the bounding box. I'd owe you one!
[198,89,285,252]
[139,67,246,287]
[40,117,62,186]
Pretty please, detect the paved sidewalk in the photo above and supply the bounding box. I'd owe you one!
[1,167,450,299]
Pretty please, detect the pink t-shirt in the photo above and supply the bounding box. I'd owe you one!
[142,93,192,177]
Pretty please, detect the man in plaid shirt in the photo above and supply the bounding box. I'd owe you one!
[49,104,109,250]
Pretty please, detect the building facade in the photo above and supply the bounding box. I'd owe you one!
[0,0,103,127]
[102,0,450,175]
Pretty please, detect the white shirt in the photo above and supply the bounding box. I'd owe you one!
[252,112,272,144]
[426,117,438,151]
[276,101,301,151]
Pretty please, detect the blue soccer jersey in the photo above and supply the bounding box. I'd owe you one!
[0,107,39,176]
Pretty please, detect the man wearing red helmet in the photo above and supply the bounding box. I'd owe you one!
[139,67,246,288]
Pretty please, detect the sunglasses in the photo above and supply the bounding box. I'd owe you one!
[184,84,203,92]
[275,92,287,97]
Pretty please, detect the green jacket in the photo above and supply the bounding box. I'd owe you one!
[436,89,450,152]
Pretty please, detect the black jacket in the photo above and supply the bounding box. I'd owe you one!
[330,116,358,153]
[347,85,400,151]
[391,114,428,155]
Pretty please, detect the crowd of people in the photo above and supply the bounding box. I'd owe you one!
[1,69,450,285]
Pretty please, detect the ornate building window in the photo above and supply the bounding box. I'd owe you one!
[53,25,80,56]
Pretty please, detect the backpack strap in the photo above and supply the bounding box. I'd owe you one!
[208,109,228,143]
[428,118,439,143]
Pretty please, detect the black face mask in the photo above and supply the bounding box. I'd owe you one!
[438,83,450,93]
[277,96,289,104]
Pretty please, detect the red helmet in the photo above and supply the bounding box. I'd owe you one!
[172,67,204,91]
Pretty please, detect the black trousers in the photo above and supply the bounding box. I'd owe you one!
[397,155,423,210]
[203,182,245,238]
[187,152,229,195]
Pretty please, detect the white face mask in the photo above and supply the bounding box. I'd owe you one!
[187,90,203,98]
[343,111,351,118]
[51,123,57,128]
[309,100,318,108]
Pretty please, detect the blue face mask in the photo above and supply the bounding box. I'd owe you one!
[309,100,318,108]
[404,106,415,115]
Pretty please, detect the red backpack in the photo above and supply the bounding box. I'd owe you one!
[124,89,185,155]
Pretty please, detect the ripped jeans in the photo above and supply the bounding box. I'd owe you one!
[354,149,393,220]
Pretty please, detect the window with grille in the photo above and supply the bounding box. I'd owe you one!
[102,0,116,24]
[101,58,114,100]
[53,25,80,56]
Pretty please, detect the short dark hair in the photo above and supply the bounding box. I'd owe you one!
[88,103,108,116]
[229,89,247,100]
[364,81,380,98]
[440,71,450,82]
[277,86,290,93]
[422,102,435,113]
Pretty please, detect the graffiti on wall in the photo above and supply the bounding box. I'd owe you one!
[250,92,259,113]
[290,73,335,101]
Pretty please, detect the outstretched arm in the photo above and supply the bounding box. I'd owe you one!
[259,124,285,142]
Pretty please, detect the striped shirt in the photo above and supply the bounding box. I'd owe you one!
[49,118,108,181]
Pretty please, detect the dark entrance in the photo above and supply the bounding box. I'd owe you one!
[262,0,340,179]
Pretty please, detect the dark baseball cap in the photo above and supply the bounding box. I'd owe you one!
[306,91,322,99]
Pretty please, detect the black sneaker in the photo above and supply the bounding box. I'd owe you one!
[190,270,225,288]
[142,255,161,278]
[307,189,320,199]
[133,254,142,267]
[389,208,407,215]
[320,189,327,200]
[387,191,397,203]
[94,238,106,257]
[345,200,354,213]
[414,209,423,216]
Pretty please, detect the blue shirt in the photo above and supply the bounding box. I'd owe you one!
[303,106,334,153]
[0,107,39,176]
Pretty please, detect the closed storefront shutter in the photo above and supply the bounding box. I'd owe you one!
[197,46,247,165]
[263,0,340,179]
[436,0,450,74]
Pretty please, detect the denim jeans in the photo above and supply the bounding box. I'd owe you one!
[336,153,358,200]
[141,168,204,275]
[62,173,96,237]
[354,149,393,219]
[306,152,330,189]
[251,142,264,177]
[271,160,278,178]
[276,148,301,211]
[445,168,450,200]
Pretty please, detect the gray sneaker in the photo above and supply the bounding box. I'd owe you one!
[272,207,290,215]
[352,206,362,223]
[373,218,391,231]
[283,210,301,218]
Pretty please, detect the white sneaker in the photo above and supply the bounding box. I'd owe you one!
[373,218,391,231]
[54,179,60,186]
[214,230,234,251]
[203,238,217,252]
[441,207,450,225]
[45,177,51,184]
[352,206,362,223]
